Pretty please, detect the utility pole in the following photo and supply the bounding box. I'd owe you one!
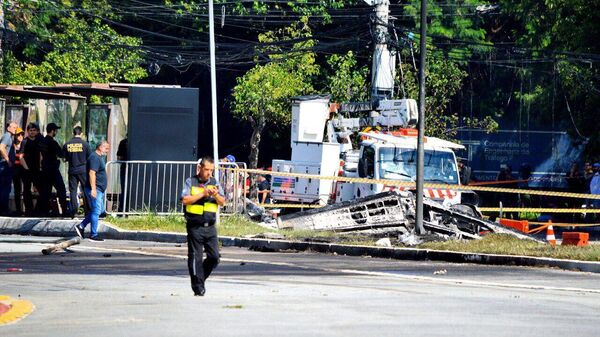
[0,1,5,58]
[369,0,395,101]
[415,0,427,235]
[208,0,220,181]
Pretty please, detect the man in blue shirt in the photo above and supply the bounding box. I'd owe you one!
[74,140,109,242]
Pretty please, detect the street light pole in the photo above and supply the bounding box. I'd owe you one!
[208,0,220,181]
[415,0,427,235]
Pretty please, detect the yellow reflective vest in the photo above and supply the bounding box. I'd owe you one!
[184,176,219,224]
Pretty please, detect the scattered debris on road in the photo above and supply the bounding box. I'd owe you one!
[41,237,81,255]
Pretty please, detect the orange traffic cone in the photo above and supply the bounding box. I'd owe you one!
[546,221,556,247]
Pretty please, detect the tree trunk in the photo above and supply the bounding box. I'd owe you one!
[248,114,266,169]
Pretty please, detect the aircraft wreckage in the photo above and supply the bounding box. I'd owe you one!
[271,191,541,244]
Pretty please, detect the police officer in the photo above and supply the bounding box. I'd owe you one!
[38,123,68,216]
[181,156,225,296]
[63,126,91,218]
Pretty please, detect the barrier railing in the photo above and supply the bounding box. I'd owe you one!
[102,161,600,227]
[105,161,246,216]
[218,162,248,214]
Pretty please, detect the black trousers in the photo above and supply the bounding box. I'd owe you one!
[186,224,219,294]
[38,169,68,215]
[12,166,25,214]
[22,170,41,214]
[118,165,126,212]
[68,172,87,214]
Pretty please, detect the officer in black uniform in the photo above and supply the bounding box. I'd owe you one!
[63,126,91,217]
[38,123,68,216]
[181,156,225,296]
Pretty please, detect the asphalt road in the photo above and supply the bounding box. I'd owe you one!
[2,235,600,337]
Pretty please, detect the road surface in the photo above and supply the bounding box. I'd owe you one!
[1,235,600,336]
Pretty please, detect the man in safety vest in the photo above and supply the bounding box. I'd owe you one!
[181,156,225,296]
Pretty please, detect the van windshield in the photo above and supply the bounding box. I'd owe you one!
[378,147,459,185]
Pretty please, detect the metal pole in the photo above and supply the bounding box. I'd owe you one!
[415,0,427,235]
[208,0,220,181]
[208,0,222,224]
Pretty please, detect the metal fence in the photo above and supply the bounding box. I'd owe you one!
[105,160,247,216]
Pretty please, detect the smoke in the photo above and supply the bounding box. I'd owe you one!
[531,134,585,188]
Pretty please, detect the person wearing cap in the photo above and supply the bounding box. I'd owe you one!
[11,128,26,215]
[0,121,18,215]
[180,156,225,296]
[74,140,110,242]
[221,154,236,163]
[63,126,91,217]
[38,122,68,216]
[219,154,237,203]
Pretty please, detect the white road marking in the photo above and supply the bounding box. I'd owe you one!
[71,245,600,294]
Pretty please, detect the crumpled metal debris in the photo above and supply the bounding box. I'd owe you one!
[275,191,542,244]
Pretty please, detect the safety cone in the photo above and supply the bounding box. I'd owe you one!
[546,221,556,247]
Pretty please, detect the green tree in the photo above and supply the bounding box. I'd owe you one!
[3,1,146,85]
[398,1,496,139]
[399,49,496,139]
[231,20,318,168]
[493,0,600,158]
[10,16,146,85]
[323,51,369,103]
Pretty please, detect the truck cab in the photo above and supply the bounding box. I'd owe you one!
[335,131,471,205]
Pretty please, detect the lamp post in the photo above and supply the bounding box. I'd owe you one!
[208,0,220,181]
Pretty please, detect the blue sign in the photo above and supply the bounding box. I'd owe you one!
[456,130,584,189]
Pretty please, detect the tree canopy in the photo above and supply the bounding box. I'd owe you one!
[2,0,146,85]
[3,0,600,162]
[231,19,318,168]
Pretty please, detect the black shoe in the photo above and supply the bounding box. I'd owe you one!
[74,226,83,239]
[194,289,206,296]
[89,236,104,242]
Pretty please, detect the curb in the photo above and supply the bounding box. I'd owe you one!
[2,217,600,273]
[219,237,600,273]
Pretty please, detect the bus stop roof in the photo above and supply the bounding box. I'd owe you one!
[25,83,129,98]
[0,85,86,100]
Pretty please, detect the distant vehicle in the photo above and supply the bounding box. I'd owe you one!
[270,97,478,207]
[335,131,469,205]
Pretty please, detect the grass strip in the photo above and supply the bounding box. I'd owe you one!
[105,214,600,261]
[420,234,600,262]
[106,214,374,246]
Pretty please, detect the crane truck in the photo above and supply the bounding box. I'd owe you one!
[265,0,535,242]
[270,0,477,208]
[270,96,478,207]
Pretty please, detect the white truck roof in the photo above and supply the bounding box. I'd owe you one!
[359,132,466,150]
